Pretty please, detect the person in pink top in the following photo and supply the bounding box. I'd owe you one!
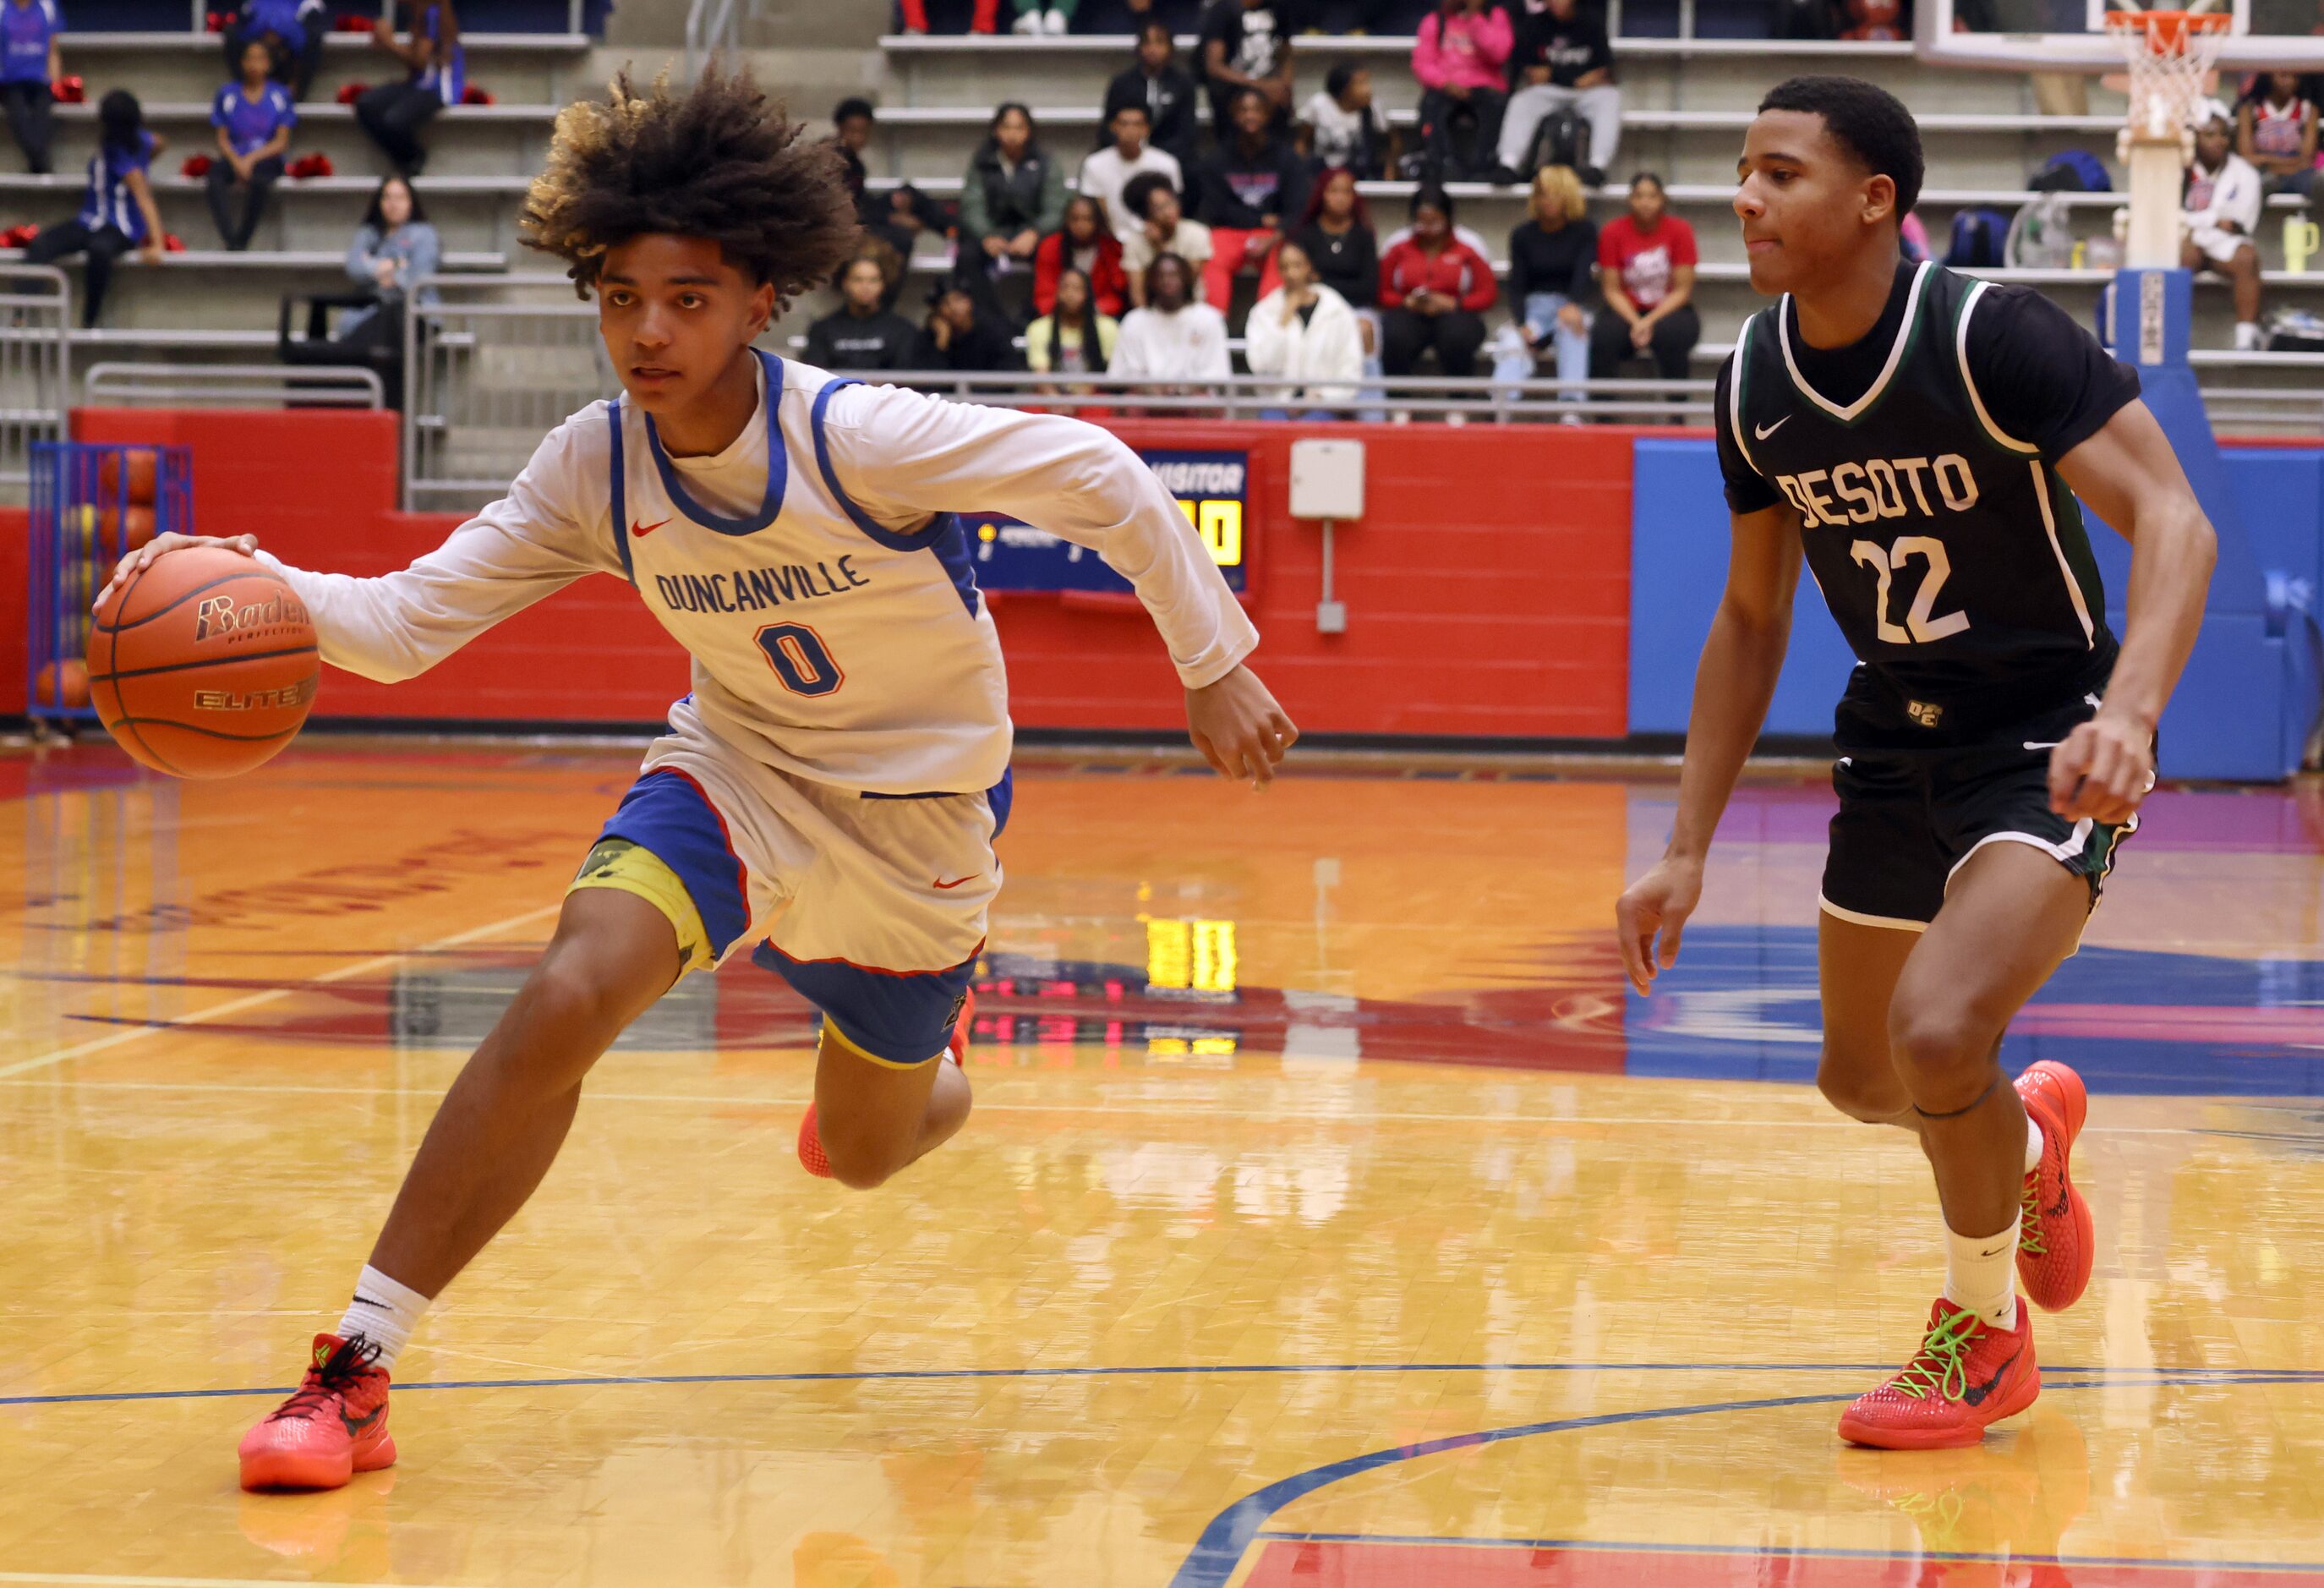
[1412,0,1510,181]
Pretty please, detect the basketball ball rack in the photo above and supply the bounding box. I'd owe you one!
[25,441,194,732]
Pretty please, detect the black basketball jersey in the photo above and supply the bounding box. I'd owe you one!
[1725,261,2118,727]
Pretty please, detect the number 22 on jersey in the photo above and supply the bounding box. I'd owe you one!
[1849,536,1971,645]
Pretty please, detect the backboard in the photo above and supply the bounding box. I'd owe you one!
[1913,0,2324,74]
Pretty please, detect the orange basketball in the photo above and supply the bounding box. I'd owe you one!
[86,547,319,779]
[34,659,90,709]
[97,448,159,506]
[123,505,156,550]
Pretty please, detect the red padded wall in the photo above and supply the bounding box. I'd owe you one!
[29,410,1639,739]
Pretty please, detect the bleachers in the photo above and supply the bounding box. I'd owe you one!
[850,30,2324,376]
[8,29,592,344]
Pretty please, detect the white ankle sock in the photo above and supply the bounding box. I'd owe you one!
[336,1264,432,1372]
[1943,1215,2021,1331]
[2023,1114,2045,1176]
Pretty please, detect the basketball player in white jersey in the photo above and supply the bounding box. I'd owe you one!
[105,68,1296,1493]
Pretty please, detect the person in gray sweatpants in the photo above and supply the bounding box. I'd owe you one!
[1496,0,1620,183]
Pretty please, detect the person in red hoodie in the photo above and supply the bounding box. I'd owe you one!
[1034,194,1128,319]
[1377,185,1498,377]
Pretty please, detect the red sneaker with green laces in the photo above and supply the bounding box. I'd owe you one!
[237,1333,394,1492]
[1838,1297,2040,1451]
[2015,1060,2096,1312]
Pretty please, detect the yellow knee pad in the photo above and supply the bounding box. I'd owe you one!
[569,837,714,974]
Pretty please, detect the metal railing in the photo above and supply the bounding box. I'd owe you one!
[402,287,609,509]
[401,304,1714,508]
[85,362,386,409]
[683,0,742,80]
[0,266,71,502]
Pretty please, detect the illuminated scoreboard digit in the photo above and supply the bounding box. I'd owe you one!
[965,447,1249,594]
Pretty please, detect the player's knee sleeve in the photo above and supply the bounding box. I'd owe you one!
[568,838,714,974]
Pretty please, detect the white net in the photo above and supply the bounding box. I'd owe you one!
[2107,8,2230,146]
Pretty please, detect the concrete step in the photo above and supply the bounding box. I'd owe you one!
[863,105,2132,185]
[56,30,593,103]
[3,172,533,251]
[38,101,555,177]
[878,34,2110,118]
[0,245,513,329]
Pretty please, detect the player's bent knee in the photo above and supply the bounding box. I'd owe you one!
[813,1117,916,1191]
[1816,1045,1910,1124]
[1886,1005,2001,1109]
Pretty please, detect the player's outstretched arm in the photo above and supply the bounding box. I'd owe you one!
[1615,501,1802,994]
[2049,399,2218,824]
[96,423,620,684]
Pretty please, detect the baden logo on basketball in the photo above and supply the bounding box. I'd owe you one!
[194,591,312,643]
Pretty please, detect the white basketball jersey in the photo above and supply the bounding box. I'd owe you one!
[606,353,1012,795]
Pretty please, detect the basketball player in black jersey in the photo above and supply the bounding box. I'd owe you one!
[1616,75,2218,1448]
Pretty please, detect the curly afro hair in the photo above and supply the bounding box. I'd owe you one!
[519,66,858,304]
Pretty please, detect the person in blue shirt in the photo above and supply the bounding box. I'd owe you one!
[338,172,439,337]
[207,37,296,249]
[24,87,165,326]
[221,0,323,101]
[1,0,62,174]
[355,0,461,176]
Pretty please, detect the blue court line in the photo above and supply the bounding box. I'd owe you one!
[1167,1372,2324,1588]
[7,1360,2317,1410]
[1252,1532,2324,1576]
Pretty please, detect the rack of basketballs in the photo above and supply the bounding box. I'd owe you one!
[27,441,194,724]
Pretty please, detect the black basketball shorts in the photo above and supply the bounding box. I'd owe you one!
[1818,687,2146,934]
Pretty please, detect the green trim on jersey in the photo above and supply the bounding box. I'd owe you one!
[1774,259,1937,430]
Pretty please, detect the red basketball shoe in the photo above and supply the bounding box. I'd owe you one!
[798,991,975,1180]
[238,1333,395,1491]
[1839,1298,2040,1450]
[2015,1060,2095,1312]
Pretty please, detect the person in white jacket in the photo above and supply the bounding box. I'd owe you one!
[2182,104,2267,350]
[97,68,1298,1498]
[1110,251,1232,399]
[1243,239,1363,419]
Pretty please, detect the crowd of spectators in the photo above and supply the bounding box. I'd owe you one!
[802,0,1730,413]
[2,0,468,336]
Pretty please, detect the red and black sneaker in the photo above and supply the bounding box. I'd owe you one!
[1839,1298,2040,1451]
[237,1333,395,1492]
[2015,1060,2096,1311]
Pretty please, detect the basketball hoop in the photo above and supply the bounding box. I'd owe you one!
[2105,8,2234,145]
[2106,7,2233,269]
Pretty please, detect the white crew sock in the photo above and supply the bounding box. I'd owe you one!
[2024,1113,2045,1177]
[2236,320,2263,352]
[1943,1214,2021,1331]
[336,1264,433,1372]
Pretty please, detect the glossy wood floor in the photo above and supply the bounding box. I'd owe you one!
[4,741,2324,1588]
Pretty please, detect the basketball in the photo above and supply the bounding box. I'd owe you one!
[86,547,320,779]
[34,659,89,709]
[123,506,156,550]
[97,448,158,507]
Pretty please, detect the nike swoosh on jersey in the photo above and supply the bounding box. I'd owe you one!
[932,876,977,890]
[630,518,671,538]
[1754,416,1791,441]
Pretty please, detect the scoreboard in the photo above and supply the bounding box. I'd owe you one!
[965,447,1249,595]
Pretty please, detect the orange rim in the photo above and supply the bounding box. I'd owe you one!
[2103,8,2235,51]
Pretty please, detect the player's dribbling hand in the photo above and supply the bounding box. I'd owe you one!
[1615,854,1703,996]
[96,531,259,610]
[1186,664,1299,788]
[2047,710,2156,825]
